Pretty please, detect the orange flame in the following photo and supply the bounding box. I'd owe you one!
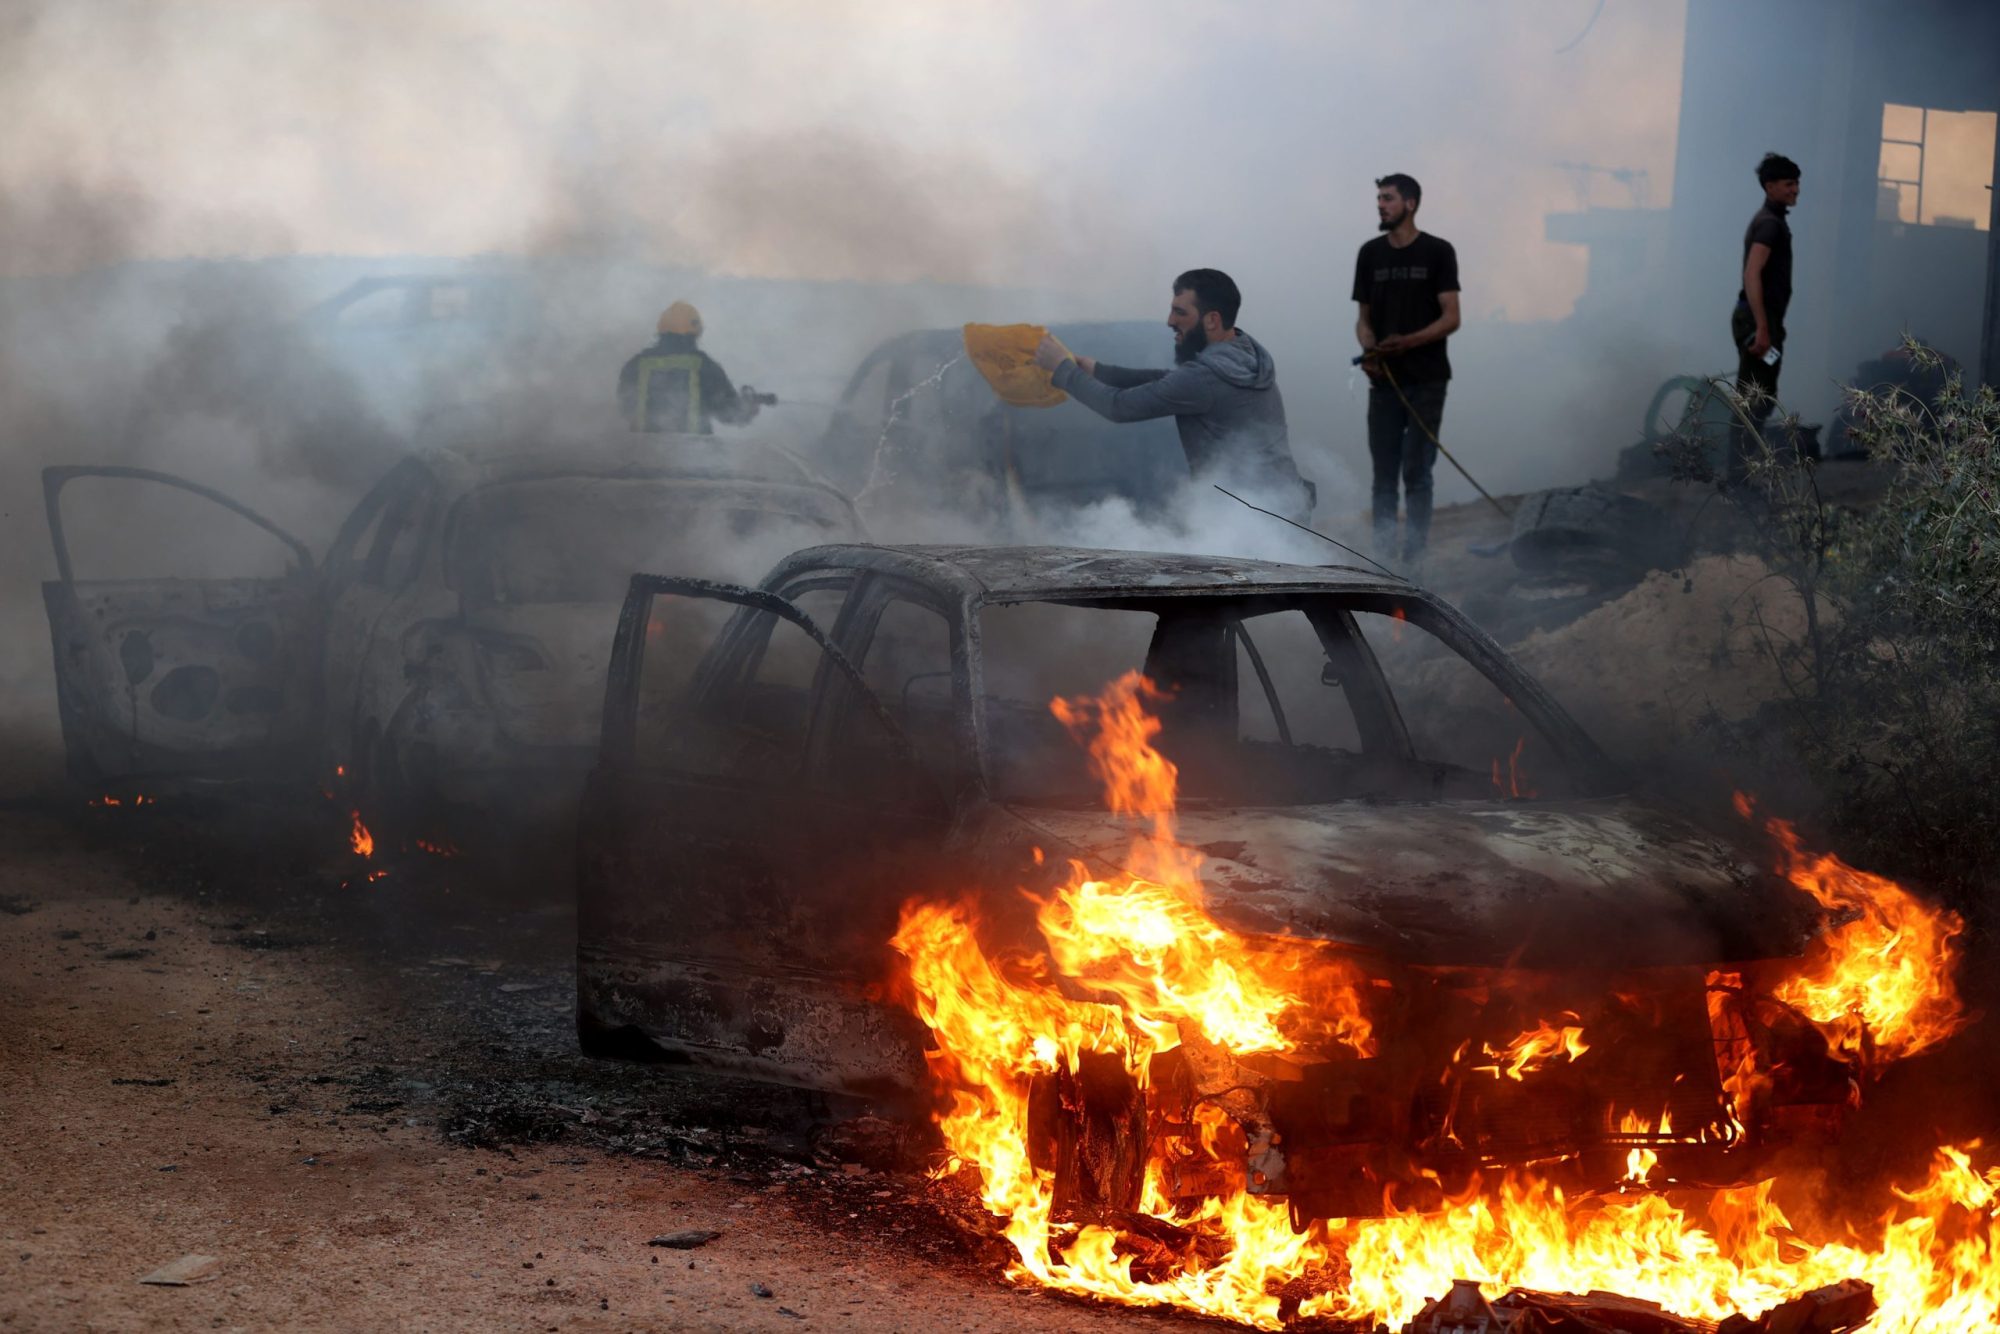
[891,688,1999,1329]
[348,810,374,858]
[1490,735,1537,799]
[1741,794,1967,1063]
[1471,1014,1588,1081]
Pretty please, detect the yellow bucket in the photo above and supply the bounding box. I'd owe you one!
[962,323,1068,408]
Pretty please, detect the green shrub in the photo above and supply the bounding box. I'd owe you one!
[1666,348,2000,911]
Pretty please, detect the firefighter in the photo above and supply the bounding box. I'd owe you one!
[617,301,761,434]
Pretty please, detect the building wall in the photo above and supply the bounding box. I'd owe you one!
[1666,0,1999,412]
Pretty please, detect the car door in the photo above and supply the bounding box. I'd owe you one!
[576,574,949,1099]
[41,466,321,787]
[315,460,443,781]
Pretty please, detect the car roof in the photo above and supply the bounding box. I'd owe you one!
[843,320,1171,397]
[767,543,1411,600]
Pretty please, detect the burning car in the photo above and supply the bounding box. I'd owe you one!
[577,542,1857,1227]
[40,436,863,834]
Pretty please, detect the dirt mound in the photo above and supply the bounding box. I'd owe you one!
[1506,554,1814,758]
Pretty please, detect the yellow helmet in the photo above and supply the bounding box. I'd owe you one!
[657,301,703,337]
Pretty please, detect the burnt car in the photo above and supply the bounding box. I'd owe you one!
[41,436,863,834]
[576,544,1844,1220]
[298,272,538,424]
[815,322,1189,520]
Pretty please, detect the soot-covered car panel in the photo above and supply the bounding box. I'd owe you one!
[575,544,1829,1217]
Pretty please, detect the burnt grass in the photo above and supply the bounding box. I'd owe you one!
[54,787,994,1272]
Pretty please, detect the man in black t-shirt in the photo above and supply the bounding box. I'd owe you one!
[1353,173,1461,561]
[1728,152,1801,480]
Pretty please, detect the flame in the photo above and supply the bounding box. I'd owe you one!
[348,810,374,858]
[1471,1014,1588,1081]
[415,837,461,858]
[90,793,154,808]
[1490,736,1537,799]
[1617,1109,1672,1188]
[1741,794,1967,1063]
[891,683,2000,1329]
[1298,1146,2000,1329]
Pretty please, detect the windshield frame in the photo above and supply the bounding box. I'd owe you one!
[964,585,1622,808]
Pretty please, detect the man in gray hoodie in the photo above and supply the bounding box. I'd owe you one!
[1032,269,1312,521]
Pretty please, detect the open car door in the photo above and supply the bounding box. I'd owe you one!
[42,466,321,787]
[576,574,945,1100]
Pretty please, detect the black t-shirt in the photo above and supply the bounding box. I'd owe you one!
[1738,202,1792,329]
[1352,232,1460,384]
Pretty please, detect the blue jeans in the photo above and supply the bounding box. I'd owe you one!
[1367,380,1447,556]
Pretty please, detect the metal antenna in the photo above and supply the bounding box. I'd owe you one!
[1212,486,1406,581]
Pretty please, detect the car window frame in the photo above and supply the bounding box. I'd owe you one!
[830,572,968,796]
[601,575,940,815]
[963,587,1617,805]
[323,459,435,594]
[359,479,437,592]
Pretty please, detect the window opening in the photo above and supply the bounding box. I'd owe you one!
[1879,104,1997,230]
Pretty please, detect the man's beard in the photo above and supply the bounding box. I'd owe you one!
[1377,207,1408,232]
[1174,322,1210,364]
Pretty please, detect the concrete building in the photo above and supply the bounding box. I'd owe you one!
[1552,0,2000,415]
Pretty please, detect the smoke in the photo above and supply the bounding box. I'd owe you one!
[0,0,1801,799]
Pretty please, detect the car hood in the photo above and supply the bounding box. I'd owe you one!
[1003,796,1814,969]
[462,602,618,750]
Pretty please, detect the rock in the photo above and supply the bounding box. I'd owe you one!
[647,1229,721,1250]
[751,1282,773,1298]
[138,1255,220,1286]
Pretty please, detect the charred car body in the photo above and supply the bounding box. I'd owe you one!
[576,543,1845,1222]
[41,437,863,833]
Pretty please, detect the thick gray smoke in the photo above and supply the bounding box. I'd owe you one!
[3,1,1807,795]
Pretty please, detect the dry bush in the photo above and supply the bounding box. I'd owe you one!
[1663,347,2000,911]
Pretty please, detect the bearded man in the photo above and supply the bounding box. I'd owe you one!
[1031,268,1311,521]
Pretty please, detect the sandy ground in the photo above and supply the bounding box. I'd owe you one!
[0,806,1189,1333]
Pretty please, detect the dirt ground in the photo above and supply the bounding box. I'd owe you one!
[0,800,1190,1333]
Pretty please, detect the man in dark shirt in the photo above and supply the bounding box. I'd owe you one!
[1353,173,1461,561]
[1729,153,1801,479]
[617,301,761,435]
